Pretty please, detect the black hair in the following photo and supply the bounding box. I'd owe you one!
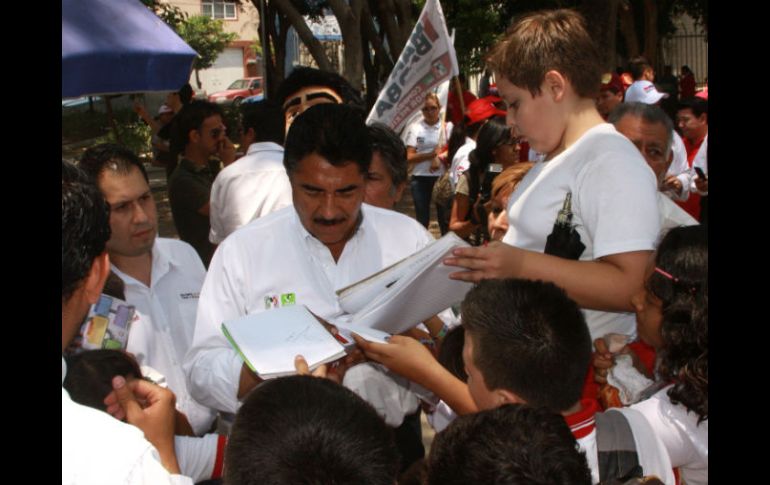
[63,350,143,412]
[170,99,223,153]
[225,375,399,485]
[79,143,149,183]
[461,279,591,413]
[283,103,371,176]
[648,225,708,423]
[426,404,592,485]
[179,83,194,105]
[437,325,467,382]
[240,99,286,146]
[628,56,652,80]
[678,96,708,119]
[276,66,363,109]
[367,122,407,190]
[62,160,111,302]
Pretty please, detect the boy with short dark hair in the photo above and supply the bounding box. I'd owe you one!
[445,9,661,343]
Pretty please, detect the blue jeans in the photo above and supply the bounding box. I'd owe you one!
[410,175,437,228]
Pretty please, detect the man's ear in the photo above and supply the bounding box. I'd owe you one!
[393,182,407,204]
[496,388,525,406]
[543,70,567,102]
[189,128,201,146]
[83,252,110,305]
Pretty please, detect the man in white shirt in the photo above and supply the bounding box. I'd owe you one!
[209,100,292,244]
[62,161,190,484]
[80,144,217,436]
[609,103,698,233]
[185,103,434,469]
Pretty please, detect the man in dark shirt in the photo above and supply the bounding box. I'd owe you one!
[168,100,235,266]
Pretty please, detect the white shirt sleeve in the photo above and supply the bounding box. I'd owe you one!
[690,135,708,196]
[174,434,220,483]
[404,123,418,148]
[184,240,250,414]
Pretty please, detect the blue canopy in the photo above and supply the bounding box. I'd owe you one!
[62,0,198,98]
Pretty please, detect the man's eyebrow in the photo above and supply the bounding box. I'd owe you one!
[336,184,360,193]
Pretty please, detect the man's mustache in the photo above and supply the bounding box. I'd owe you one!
[313,217,346,226]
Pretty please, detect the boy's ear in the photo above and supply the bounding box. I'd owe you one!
[84,252,110,305]
[543,70,567,102]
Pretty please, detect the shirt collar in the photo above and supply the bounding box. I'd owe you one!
[110,239,179,288]
[246,141,284,155]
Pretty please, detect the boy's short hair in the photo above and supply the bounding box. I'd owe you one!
[63,350,143,412]
[225,375,399,485]
[426,403,592,485]
[240,100,285,146]
[486,9,602,98]
[461,279,591,413]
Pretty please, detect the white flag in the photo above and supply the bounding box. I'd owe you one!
[366,0,459,132]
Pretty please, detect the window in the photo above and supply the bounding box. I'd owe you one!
[202,1,237,20]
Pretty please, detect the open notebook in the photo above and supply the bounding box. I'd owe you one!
[222,305,389,379]
[335,231,473,334]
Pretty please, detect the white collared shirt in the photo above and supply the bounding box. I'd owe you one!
[209,142,293,244]
[62,358,193,485]
[113,238,216,436]
[690,134,708,195]
[665,131,692,201]
[185,204,434,414]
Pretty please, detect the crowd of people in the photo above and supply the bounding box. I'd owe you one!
[62,8,708,485]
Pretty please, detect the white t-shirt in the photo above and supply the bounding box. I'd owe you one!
[115,238,217,436]
[502,123,661,340]
[404,119,452,176]
[449,139,474,190]
[184,204,434,417]
[209,142,292,244]
[632,386,708,485]
[62,359,193,485]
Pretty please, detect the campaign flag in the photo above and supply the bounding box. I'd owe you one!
[366,0,459,132]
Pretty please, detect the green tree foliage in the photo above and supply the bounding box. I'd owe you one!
[177,16,238,89]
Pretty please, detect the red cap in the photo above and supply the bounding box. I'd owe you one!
[600,72,624,94]
[465,97,506,125]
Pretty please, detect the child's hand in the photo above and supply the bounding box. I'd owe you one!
[351,334,440,386]
[592,338,615,384]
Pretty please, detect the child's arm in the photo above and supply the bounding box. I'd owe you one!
[351,334,478,415]
[445,242,650,313]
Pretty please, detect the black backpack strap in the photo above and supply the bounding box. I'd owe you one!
[595,410,643,483]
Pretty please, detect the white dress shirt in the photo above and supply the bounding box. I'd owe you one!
[665,131,692,201]
[209,142,292,244]
[185,204,434,419]
[62,358,193,485]
[115,238,216,435]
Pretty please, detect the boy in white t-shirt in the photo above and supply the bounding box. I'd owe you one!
[444,9,660,340]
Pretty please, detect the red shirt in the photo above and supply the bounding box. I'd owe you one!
[447,90,477,125]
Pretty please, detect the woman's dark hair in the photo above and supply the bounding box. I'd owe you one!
[648,225,707,422]
[446,122,468,167]
[465,118,511,208]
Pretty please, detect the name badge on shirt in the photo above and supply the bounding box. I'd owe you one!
[178,292,200,300]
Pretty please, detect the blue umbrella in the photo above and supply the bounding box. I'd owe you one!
[62,0,197,98]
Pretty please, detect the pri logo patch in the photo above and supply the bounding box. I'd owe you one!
[264,295,280,309]
[280,293,296,306]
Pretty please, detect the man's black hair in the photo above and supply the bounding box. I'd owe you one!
[283,103,371,175]
[367,122,408,189]
[62,160,111,302]
[225,375,399,485]
[678,96,708,119]
[426,404,592,485]
[170,99,223,154]
[240,100,285,146]
[276,66,363,109]
[178,83,194,105]
[628,56,652,81]
[608,102,675,150]
[461,279,592,413]
[79,143,148,183]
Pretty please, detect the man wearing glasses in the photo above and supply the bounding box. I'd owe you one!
[169,100,236,267]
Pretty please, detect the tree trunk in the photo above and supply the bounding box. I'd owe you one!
[374,0,407,62]
[328,0,364,90]
[580,0,620,70]
[643,0,658,67]
[271,0,333,71]
[195,69,202,90]
[618,0,639,60]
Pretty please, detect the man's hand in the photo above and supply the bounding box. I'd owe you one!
[103,376,181,474]
[592,338,615,384]
[662,175,683,194]
[694,176,708,193]
[430,156,441,172]
[217,138,237,166]
[444,241,523,282]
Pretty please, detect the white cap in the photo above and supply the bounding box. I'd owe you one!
[157,104,174,115]
[624,80,668,105]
